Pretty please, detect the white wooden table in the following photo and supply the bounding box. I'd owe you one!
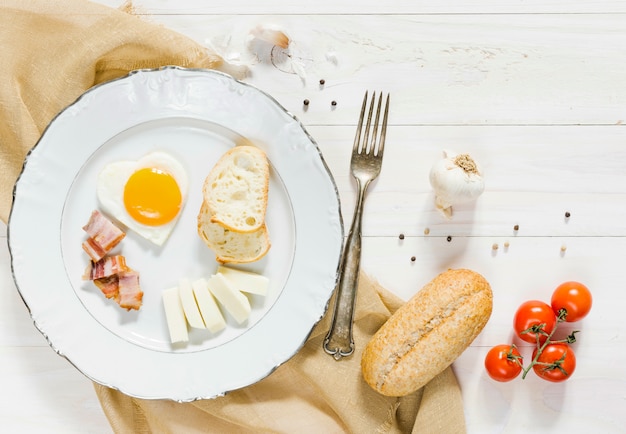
[2,1,625,432]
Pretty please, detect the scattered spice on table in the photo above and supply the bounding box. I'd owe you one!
[319,79,326,85]
[410,256,416,262]
[447,236,452,242]
[331,100,337,107]
[399,233,405,240]
[303,99,309,106]
[423,227,430,235]
[513,224,519,231]
[492,243,499,251]
[565,211,571,218]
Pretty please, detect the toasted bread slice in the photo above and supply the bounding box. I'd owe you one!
[202,146,269,233]
[197,202,270,264]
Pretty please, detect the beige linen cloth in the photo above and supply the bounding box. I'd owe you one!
[0,1,466,432]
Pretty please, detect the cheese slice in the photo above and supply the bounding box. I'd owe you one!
[207,273,251,324]
[192,277,226,333]
[178,278,206,329]
[217,265,269,296]
[162,287,188,343]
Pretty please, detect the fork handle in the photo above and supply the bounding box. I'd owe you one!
[323,180,370,360]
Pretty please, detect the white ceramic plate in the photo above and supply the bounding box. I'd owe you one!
[9,67,343,401]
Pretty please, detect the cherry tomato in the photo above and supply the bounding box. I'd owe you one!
[551,281,592,322]
[532,343,576,382]
[484,344,523,382]
[513,300,557,344]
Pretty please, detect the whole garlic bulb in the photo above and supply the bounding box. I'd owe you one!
[429,150,485,217]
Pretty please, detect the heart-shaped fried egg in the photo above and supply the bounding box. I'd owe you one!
[97,151,188,245]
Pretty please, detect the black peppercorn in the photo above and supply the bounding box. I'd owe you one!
[399,234,405,240]
[514,224,519,231]
[565,211,571,218]
[447,236,452,242]
[303,99,309,106]
[410,256,416,262]
[331,100,337,106]
[319,79,326,85]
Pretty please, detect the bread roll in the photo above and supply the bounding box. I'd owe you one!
[361,268,492,396]
[197,202,270,264]
[202,145,269,233]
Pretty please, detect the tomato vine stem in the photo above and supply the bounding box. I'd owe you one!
[520,309,574,379]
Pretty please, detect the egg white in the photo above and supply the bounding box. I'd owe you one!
[97,151,189,246]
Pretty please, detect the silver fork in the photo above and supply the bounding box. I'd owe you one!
[323,91,389,360]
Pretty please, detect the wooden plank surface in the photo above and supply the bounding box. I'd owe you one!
[97,0,626,14]
[124,14,626,126]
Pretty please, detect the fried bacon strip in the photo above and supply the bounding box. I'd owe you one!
[82,238,107,263]
[82,210,142,310]
[93,275,119,299]
[83,255,129,281]
[117,271,143,311]
[81,210,125,262]
[92,270,143,311]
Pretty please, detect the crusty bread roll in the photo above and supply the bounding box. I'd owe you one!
[202,145,269,233]
[197,145,271,263]
[361,268,492,396]
[197,202,270,264]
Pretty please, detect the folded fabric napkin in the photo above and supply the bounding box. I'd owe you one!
[0,1,466,432]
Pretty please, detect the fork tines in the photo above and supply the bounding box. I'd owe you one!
[354,91,389,156]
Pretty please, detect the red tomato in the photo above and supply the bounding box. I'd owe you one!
[513,300,557,344]
[551,281,592,322]
[484,344,523,382]
[532,343,576,382]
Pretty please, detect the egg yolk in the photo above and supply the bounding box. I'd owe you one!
[123,168,182,226]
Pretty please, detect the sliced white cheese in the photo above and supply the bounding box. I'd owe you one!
[178,278,206,329]
[192,277,226,333]
[207,273,251,324]
[217,265,269,296]
[162,287,189,343]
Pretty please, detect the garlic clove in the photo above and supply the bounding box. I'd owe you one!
[429,150,484,218]
[249,24,290,49]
